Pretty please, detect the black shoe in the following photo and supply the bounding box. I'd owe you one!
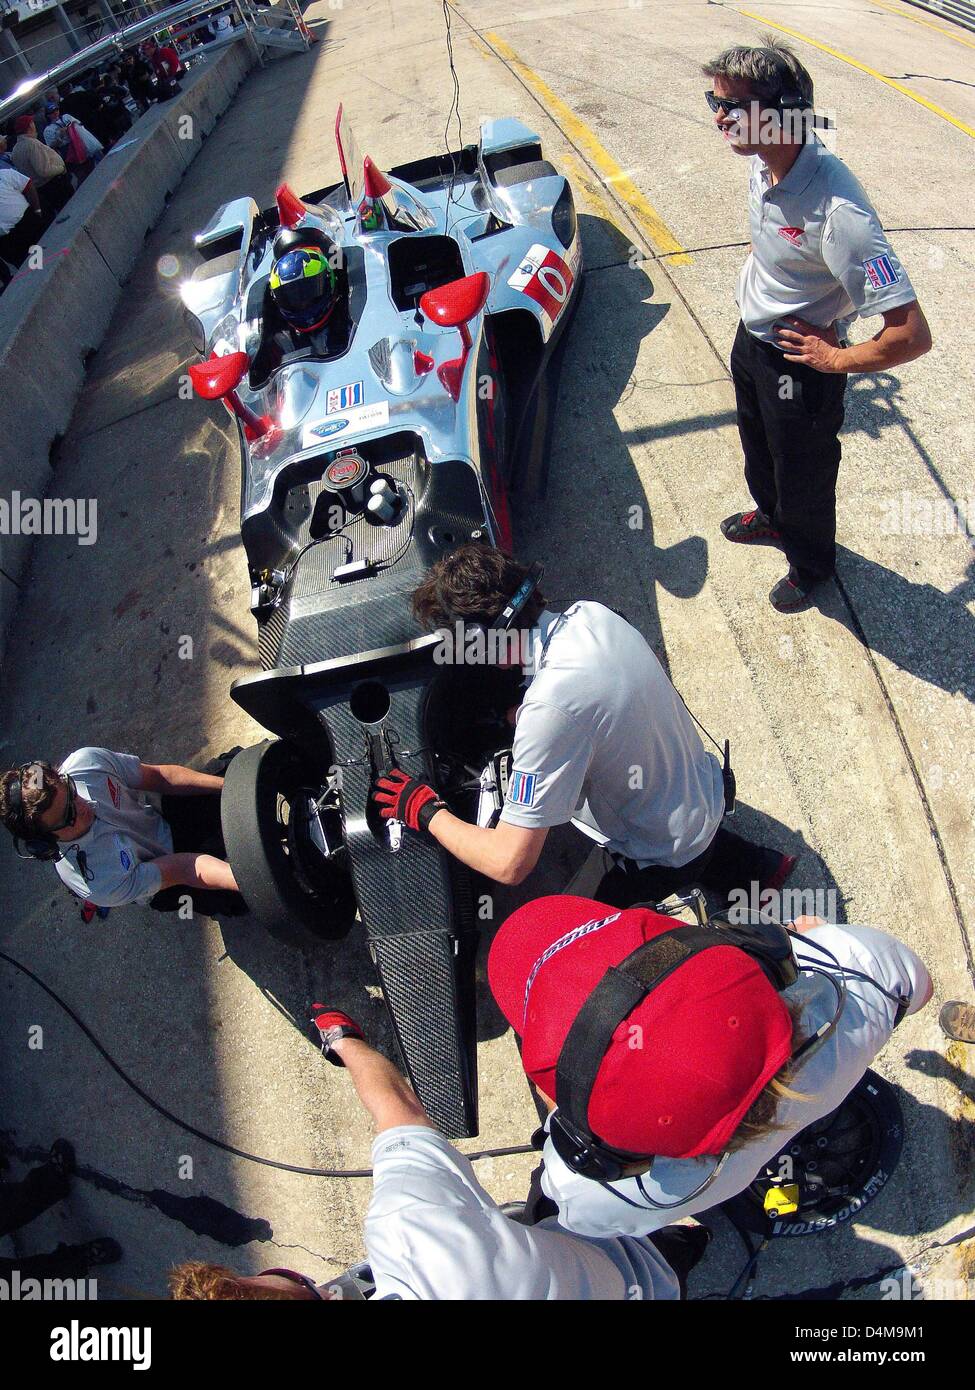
[720,509,782,546]
[770,569,816,612]
[48,1139,76,1178]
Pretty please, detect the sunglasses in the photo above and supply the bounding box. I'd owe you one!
[44,774,80,835]
[705,91,750,116]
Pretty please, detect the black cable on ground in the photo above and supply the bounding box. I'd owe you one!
[0,948,533,1176]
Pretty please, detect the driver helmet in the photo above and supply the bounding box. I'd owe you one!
[269,230,340,334]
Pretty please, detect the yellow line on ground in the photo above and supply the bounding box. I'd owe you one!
[869,0,975,50]
[478,30,692,264]
[737,9,975,139]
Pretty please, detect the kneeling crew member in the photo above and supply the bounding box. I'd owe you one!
[373,543,793,904]
[169,1011,699,1301]
[0,747,240,913]
[488,895,931,1235]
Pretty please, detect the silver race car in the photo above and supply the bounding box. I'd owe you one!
[181,107,582,1136]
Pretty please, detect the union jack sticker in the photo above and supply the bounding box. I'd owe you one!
[508,769,537,807]
[863,254,900,290]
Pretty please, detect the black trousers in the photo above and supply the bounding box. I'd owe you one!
[730,320,848,581]
[0,1159,69,1240]
[149,790,246,918]
[569,824,783,909]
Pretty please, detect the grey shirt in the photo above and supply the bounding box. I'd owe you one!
[738,135,917,344]
[500,604,725,868]
[55,747,173,907]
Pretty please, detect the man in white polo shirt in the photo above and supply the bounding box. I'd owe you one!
[703,38,932,611]
[373,544,795,907]
[0,747,242,915]
[169,1009,699,1301]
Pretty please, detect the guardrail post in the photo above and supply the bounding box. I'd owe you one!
[53,2,84,53]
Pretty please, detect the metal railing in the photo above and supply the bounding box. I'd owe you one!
[902,0,975,33]
[0,0,301,121]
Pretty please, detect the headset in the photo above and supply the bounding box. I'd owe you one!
[5,761,77,862]
[547,907,912,1206]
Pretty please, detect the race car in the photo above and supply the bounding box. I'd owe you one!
[181,107,582,1136]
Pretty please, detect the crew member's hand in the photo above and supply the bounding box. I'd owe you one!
[310,1006,365,1066]
[774,316,843,373]
[373,768,446,832]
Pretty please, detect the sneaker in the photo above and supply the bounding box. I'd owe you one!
[49,1139,76,1178]
[720,509,781,545]
[769,570,815,612]
[760,853,798,896]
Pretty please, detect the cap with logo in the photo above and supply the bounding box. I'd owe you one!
[487,895,793,1158]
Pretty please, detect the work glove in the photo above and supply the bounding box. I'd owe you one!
[372,768,446,833]
[310,1006,365,1067]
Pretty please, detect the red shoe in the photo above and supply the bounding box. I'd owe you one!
[761,853,798,896]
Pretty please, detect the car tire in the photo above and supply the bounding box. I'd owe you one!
[220,739,356,944]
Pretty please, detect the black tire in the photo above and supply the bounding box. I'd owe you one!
[721,1070,904,1238]
[220,740,356,944]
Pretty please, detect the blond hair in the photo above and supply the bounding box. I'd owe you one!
[725,998,819,1151]
[168,1262,296,1301]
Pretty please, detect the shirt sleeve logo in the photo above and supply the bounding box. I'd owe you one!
[778,226,804,246]
[507,770,537,807]
[106,776,121,808]
[863,254,900,289]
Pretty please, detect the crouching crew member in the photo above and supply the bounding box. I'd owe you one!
[0,747,243,916]
[373,543,794,905]
[169,1012,705,1300]
[487,894,931,1234]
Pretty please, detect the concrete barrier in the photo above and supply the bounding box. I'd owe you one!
[0,34,259,663]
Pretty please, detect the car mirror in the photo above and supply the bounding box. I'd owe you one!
[419,272,490,330]
[189,351,250,400]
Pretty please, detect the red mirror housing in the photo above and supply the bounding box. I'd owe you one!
[276,182,308,230]
[188,351,250,400]
[420,271,491,330]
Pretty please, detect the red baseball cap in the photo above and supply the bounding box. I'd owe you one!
[14,115,34,135]
[488,896,794,1159]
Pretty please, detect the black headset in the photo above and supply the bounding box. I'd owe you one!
[548,910,910,1196]
[5,761,75,862]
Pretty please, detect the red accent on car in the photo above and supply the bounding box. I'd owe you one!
[362,156,392,199]
[413,349,435,376]
[188,352,249,400]
[276,182,307,229]
[420,271,490,329]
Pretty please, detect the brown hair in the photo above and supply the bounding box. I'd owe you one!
[168,1262,300,1301]
[0,761,62,837]
[725,998,816,1152]
[701,35,814,107]
[412,543,546,632]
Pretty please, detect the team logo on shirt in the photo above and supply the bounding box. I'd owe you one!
[778,226,804,246]
[106,776,121,808]
[863,254,900,289]
[113,834,132,871]
[507,770,537,807]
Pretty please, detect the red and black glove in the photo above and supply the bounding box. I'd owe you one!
[372,768,446,833]
[310,1006,365,1067]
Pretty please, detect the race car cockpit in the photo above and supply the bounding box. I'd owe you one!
[246,223,367,389]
